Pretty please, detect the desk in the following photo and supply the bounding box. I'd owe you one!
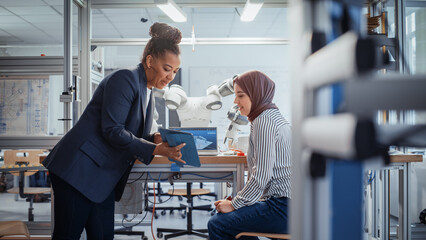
[37,155,246,189]
[134,155,247,196]
[0,166,47,199]
[37,155,247,195]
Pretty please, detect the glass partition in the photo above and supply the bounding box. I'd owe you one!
[0,1,79,57]
[406,6,426,74]
[405,3,426,239]
[0,0,81,149]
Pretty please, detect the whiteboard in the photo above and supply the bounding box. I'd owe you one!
[188,66,291,151]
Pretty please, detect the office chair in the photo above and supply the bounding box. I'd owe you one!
[145,182,184,220]
[0,221,30,239]
[4,150,50,222]
[198,182,217,201]
[156,182,213,239]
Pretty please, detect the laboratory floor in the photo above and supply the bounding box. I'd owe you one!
[0,183,218,240]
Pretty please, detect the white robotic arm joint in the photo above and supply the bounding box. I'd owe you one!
[163,84,187,110]
[224,104,249,145]
[161,75,241,128]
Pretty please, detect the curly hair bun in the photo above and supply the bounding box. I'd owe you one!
[149,22,182,45]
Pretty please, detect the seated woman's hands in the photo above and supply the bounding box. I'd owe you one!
[214,200,235,213]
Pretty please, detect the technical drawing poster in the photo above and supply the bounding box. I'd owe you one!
[0,77,49,136]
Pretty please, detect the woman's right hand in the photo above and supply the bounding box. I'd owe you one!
[153,142,186,164]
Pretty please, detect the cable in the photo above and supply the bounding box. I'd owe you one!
[127,172,146,184]
[196,194,212,202]
[119,171,231,234]
[147,183,175,204]
[151,182,156,240]
[120,210,149,229]
[145,171,231,205]
[148,171,233,181]
[147,172,168,182]
[119,174,150,228]
[181,172,233,180]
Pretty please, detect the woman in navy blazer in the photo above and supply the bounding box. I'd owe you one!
[43,22,185,240]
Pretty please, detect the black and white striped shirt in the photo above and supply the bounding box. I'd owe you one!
[231,109,291,209]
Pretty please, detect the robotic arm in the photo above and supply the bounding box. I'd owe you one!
[162,84,187,110]
[158,75,248,149]
[160,76,237,127]
[224,104,249,145]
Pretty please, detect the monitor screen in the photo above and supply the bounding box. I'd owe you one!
[170,127,217,151]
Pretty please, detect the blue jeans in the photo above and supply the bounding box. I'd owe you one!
[208,197,289,240]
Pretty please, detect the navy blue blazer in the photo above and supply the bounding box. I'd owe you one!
[43,64,156,203]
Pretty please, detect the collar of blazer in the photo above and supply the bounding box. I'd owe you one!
[136,64,154,136]
[137,63,149,118]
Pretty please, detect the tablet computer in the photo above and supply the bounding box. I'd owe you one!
[158,128,201,167]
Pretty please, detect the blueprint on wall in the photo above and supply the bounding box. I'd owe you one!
[0,77,49,136]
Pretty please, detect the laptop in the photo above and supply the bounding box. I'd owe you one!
[170,127,219,156]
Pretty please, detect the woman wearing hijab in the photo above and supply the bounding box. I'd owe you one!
[208,70,291,239]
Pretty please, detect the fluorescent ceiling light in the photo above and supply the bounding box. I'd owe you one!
[240,0,264,22]
[155,0,187,22]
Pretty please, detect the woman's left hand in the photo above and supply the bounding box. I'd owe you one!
[154,132,162,144]
[214,200,235,213]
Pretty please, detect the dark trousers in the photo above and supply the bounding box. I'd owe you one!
[208,197,289,240]
[50,172,115,240]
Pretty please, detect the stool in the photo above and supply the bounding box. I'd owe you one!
[6,187,51,222]
[4,150,51,222]
[0,221,30,239]
[236,232,291,239]
[156,182,212,239]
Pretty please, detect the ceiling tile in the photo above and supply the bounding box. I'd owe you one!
[0,23,35,30]
[5,6,59,15]
[0,15,26,24]
[0,1,288,45]
[32,22,62,31]
[0,28,7,35]
[20,14,62,23]
[0,6,13,15]
[0,36,22,44]
[51,5,63,15]
[0,0,46,7]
